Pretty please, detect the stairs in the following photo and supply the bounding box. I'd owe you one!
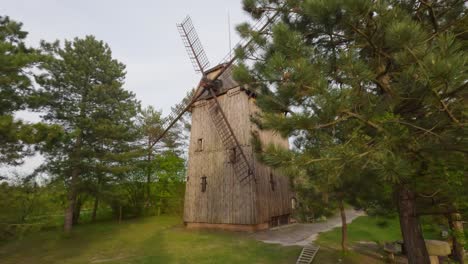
[296,244,320,264]
[208,100,254,184]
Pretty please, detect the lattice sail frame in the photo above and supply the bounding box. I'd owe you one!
[218,11,279,66]
[177,16,210,74]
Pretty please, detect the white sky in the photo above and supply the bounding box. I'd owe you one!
[1,0,251,174]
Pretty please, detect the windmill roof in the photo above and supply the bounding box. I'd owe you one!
[196,64,244,101]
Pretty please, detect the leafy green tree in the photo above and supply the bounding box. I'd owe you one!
[135,106,186,210]
[114,151,185,218]
[37,36,140,234]
[236,1,466,263]
[0,172,67,240]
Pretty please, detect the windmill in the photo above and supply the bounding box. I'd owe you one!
[153,13,292,231]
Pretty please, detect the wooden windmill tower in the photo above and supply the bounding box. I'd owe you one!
[153,14,292,231]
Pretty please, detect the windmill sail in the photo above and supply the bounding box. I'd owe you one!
[177,16,210,74]
[151,87,197,146]
[218,11,280,67]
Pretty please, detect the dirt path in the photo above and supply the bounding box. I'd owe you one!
[252,209,365,246]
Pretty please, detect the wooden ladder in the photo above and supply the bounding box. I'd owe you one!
[296,244,320,264]
[207,98,254,184]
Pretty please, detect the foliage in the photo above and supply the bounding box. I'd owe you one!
[130,106,187,217]
[237,0,466,261]
[0,175,66,240]
[0,16,62,165]
[36,35,141,232]
[1,17,189,233]
[37,35,141,178]
[107,151,186,219]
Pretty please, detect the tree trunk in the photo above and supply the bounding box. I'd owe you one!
[448,213,465,264]
[339,198,348,252]
[72,196,82,225]
[119,205,122,224]
[146,139,152,208]
[92,175,102,222]
[146,169,151,207]
[64,167,79,234]
[91,196,99,222]
[397,185,430,264]
[64,134,82,234]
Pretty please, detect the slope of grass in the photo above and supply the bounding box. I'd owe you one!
[316,215,402,247]
[312,216,402,263]
[314,215,468,263]
[317,215,450,248]
[0,216,300,264]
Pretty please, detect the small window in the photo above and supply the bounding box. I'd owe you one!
[196,138,203,152]
[229,147,237,163]
[201,176,207,192]
[269,173,276,191]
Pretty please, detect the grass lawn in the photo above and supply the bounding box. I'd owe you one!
[313,216,402,263]
[0,216,300,264]
[315,215,468,263]
[316,215,402,247]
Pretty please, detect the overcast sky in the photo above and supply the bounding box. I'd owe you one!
[2,0,251,174]
[4,0,250,113]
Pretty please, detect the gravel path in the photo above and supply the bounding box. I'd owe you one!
[252,209,365,246]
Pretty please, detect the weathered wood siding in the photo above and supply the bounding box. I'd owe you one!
[249,97,292,224]
[184,86,291,226]
[184,88,257,224]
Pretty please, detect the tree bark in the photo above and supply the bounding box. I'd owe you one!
[338,199,348,252]
[91,196,99,222]
[119,205,122,224]
[397,185,430,264]
[91,175,102,222]
[448,213,465,264]
[64,167,79,234]
[72,196,82,225]
[64,134,82,234]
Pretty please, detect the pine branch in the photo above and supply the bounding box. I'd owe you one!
[309,116,349,130]
[304,157,341,164]
[386,120,441,138]
[419,0,439,33]
[343,111,384,132]
[346,22,391,60]
[432,89,460,124]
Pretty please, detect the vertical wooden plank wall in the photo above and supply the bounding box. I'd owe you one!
[184,88,256,225]
[249,97,292,224]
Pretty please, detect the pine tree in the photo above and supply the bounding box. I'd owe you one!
[0,16,61,165]
[37,36,140,233]
[236,1,466,263]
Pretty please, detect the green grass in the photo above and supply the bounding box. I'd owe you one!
[316,215,402,247]
[0,215,300,264]
[314,215,468,263]
[312,216,402,263]
[316,215,447,247]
